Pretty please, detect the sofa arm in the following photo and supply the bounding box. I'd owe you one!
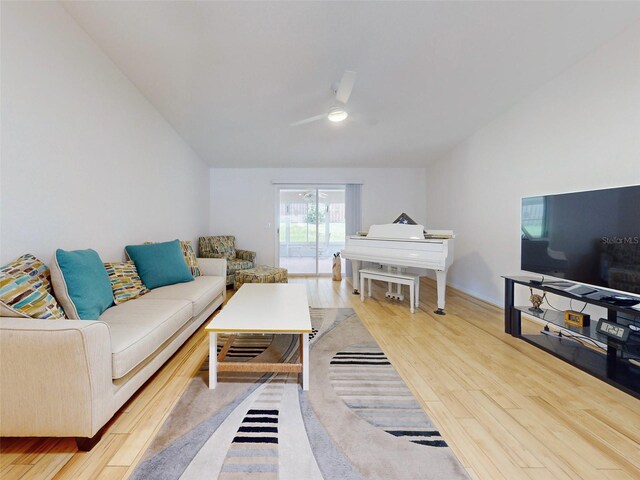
[0,317,113,437]
[236,249,256,263]
[198,257,227,277]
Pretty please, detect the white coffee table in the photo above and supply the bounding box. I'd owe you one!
[205,283,312,390]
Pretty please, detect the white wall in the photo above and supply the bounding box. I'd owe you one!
[426,22,640,307]
[209,168,427,265]
[1,2,209,263]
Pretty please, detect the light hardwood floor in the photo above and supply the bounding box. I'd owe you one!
[1,277,639,479]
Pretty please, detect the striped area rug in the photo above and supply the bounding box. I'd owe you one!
[330,344,447,447]
[131,308,468,480]
[219,382,283,480]
[216,333,274,361]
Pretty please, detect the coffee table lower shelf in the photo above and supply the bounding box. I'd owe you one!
[208,332,309,390]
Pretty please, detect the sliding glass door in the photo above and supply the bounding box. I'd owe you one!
[277,187,345,275]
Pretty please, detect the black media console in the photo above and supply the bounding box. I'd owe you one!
[503,276,640,399]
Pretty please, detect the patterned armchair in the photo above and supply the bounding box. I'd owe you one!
[199,236,256,286]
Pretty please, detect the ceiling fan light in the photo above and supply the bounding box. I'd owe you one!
[328,107,348,122]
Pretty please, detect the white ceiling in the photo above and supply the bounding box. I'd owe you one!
[61,1,640,168]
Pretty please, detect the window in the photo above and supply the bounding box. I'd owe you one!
[277,187,345,275]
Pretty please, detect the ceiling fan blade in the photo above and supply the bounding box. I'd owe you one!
[335,70,356,104]
[290,114,326,127]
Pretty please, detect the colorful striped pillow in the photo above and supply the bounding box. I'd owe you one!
[0,254,66,319]
[180,240,201,277]
[104,261,149,305]
[0,254,52,290]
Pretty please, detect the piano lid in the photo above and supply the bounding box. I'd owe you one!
[356,224,455,240]
[367,224,425,240]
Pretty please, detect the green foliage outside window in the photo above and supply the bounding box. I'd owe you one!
[306,204,327,224]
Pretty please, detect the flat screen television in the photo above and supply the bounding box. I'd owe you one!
[521,185,640,295]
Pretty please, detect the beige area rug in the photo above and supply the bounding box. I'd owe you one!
[131,308,468,479]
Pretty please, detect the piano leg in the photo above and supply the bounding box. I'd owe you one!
[435,270,447,315]
[351,260,361,294]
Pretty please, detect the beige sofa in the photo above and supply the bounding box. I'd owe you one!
[0,257,226,450]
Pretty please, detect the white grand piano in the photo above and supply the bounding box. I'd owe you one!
[341,223,454,315]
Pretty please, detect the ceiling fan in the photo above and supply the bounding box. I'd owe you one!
[290,70,356,127]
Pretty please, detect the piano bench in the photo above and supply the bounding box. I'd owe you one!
[359,268,420,313]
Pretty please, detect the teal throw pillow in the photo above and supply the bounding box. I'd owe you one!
[51,249,114,320]
[125,239,193,290]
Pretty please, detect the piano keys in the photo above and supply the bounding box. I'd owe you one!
[341,223,454,315]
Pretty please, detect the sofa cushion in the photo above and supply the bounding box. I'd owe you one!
[125,240,194,289]
[0,254,66,319]
[180,240,201,277]
[104,261,149,305]
[51,249,114,320]
[99,298,192,379]
[227,258,254,274]
[141,276,225,317]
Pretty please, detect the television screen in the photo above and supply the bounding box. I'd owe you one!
[521,185,640,294]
